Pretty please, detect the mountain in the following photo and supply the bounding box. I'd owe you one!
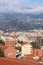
[0,13,43,32]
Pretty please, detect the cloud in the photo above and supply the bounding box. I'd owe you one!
[30,6,43,14]
[0,0,43,14]
[0,5,43,14]
[14,6,43,14]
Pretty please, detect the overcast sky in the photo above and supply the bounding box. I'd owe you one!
[0,0,43,14]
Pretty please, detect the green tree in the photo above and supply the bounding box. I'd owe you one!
[30,42,40,49]
[0,48,5,57]
[18,40,23,44]
[0,40,5,45]
[15,46,21,52]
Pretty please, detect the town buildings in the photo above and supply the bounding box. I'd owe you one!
[0,29,43,60]
[4,47,16,59]
[21,42,33,57]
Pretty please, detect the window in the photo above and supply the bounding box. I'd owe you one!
[31,51,32,53]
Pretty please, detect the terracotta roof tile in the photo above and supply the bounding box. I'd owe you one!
[21,41,29,46]
[0,45,8,49]
[0,57,41,65]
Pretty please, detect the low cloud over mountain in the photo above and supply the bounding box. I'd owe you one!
[0,0,43,14]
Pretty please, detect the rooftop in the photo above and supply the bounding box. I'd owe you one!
[0,57,42,65]
[0,45,8,49]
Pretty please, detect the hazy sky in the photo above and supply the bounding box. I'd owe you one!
[0,0,43,14]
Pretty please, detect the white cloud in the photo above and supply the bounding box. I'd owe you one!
[15,6,43,14]
[30,6,43,14]
[0,0,43,14]
[0,5,43,14]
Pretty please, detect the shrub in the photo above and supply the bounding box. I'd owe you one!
[0,48,4,57]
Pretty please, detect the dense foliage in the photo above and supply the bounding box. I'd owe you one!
[0,40,5,45]
[30,42,40,49]
[18,40,23,44]
[0,48,5,57]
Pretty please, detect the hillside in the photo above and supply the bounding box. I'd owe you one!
[0,13,43,32]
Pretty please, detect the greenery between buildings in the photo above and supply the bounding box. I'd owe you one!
[0,40,5,45]
[0,48,5,57]
[30,42,40,49]
[18,40,23,44]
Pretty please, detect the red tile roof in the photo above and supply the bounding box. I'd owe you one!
[21,41,29,46]
[0,45,8,49]
[25,54,43,62]
[0,57,42,65]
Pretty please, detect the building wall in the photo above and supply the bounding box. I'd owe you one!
[41,46,43,56]
[33,49,42,57]
[4,47,16,59]
[21,44,33,57]
[5,37,17,47]
[36,36,43,47]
